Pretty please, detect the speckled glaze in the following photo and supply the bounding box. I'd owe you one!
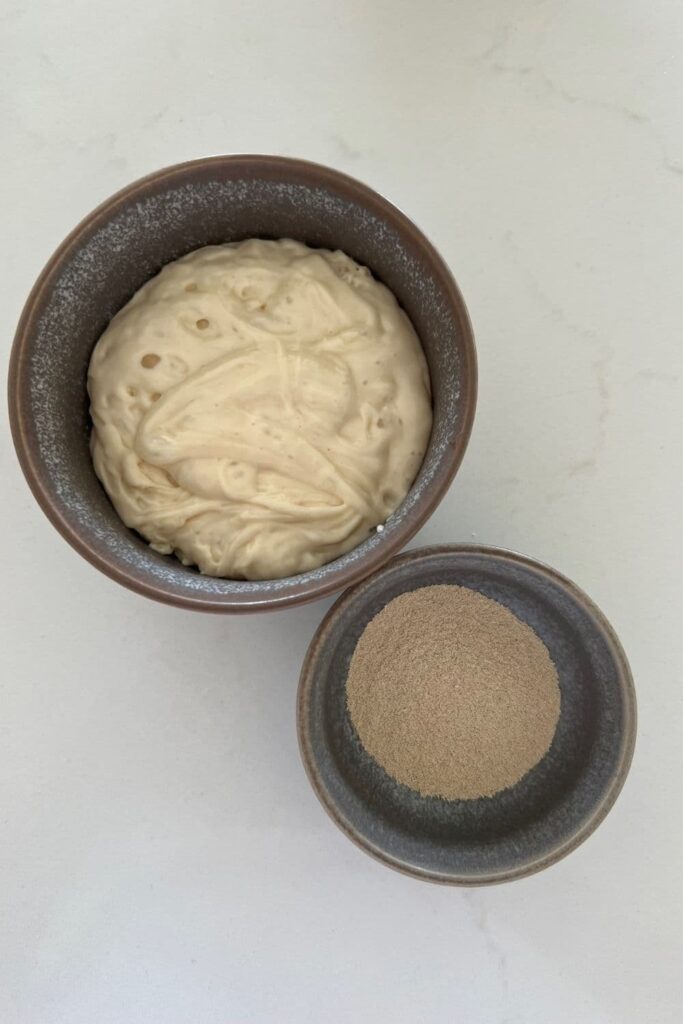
[298,545,636,884]
[8,156,476,612]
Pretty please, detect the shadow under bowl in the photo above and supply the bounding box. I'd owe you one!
[8,155,476,612]
[298,545,636,884]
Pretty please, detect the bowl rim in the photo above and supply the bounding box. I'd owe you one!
[297,543,637,885]
[7,155,477,612]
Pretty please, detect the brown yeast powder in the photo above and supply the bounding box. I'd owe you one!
[346,585,561,799]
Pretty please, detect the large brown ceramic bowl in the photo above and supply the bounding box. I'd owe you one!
[8,156,476,612]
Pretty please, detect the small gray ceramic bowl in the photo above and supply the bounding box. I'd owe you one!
[298,545,636,884]
[8,156,476,612]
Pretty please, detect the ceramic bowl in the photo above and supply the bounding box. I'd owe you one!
[298,544,636,884]
[8,156,476,612]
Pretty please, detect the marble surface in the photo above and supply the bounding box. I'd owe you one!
[1,1,681,1021]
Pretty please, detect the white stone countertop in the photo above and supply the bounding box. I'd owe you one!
[1,2,682,1021]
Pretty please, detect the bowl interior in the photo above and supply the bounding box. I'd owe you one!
[11,157,475,610]
[298,546,635,883]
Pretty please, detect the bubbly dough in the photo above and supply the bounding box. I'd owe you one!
[88,239,432,580]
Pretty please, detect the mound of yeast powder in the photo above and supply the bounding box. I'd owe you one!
[346,585,561,800]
